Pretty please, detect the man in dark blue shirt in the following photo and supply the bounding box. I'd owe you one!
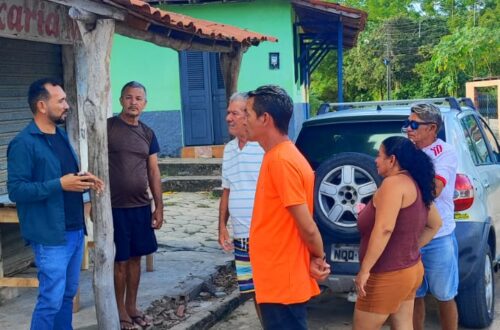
[7,78,104,329]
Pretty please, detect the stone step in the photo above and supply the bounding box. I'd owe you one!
[162,176,221,192]
[159,158,222,177]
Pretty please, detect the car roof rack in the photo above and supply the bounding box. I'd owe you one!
[318,97,463,114]
[459,97,477,110]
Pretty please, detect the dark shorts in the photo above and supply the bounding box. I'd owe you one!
[259,302,308,330]
[112,205,158,262]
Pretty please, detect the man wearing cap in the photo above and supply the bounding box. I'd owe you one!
[404,103,459,330]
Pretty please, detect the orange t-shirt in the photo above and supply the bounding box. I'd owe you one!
[249,140,320,304]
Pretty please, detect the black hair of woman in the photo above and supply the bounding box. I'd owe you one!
[382,136,436,208]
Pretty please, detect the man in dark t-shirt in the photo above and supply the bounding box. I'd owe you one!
[108,81,164,329]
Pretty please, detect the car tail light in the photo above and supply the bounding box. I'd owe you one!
[454,174,474,211]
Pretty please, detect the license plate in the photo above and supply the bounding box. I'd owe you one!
[331,244,359,263]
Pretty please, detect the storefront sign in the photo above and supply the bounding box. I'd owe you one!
[0,0,80,44]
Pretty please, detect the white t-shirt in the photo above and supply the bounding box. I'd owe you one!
[221,138,264,238]
[423,138,458,238]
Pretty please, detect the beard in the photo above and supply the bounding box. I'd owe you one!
[54,117,66,125]
[48,111,67,125]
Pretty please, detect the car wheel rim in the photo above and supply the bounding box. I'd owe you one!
[485,253,493,315]
[318,164,377,228]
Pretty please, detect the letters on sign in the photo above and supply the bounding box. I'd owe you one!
[0,0,80,44]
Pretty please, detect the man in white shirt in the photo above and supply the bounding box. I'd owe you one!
[405,103,459,330]
[218,92,264,320]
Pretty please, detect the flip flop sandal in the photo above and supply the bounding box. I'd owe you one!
[131,314,152,327]
[120,319,138,330]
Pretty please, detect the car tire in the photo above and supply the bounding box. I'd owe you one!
[314,152,381,240]
[456,246,495,328]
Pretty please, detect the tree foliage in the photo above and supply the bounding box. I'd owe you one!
[310,0,500,105]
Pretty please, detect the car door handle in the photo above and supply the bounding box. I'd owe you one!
[483,180,490,189]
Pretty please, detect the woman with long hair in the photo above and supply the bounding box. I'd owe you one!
[353,136,442,330]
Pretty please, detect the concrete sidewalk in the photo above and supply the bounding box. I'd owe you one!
[0,192,234,329]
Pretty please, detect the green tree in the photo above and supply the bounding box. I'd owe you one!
[311,1,499,104]
[311,15,448,103]
[415,25,500,96]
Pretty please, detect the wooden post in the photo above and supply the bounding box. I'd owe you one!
[0,226,3,279]
[72,288,80,313]
[220,46,246,101]
[74,17,119,329]
[146,254,154,272]
[63,45,89,172]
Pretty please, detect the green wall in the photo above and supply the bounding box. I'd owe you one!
[110,0,303,113]
[163,0,301,101]
[110,34,180,112]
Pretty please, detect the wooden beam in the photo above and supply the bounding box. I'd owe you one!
[115,23,234,53]
[0,277,39,287]
[49,0,126,21]
[0,208,18,224]
[292,0,363,19]
[69,7,98,24]
[74,18,120,329]
[63,45,87,168]
[220,46,246,101]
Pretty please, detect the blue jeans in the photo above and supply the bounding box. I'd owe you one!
[259,302,308,330]
[416,233,459,301]
[30,230,84,330]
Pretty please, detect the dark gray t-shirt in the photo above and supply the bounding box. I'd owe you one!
[107,116,160,208]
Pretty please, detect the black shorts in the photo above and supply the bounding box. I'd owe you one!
[259,302,308,330]
[112,205,158,262]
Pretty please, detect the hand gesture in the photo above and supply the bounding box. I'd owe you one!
[80,171,105,194]
[60,173,95,192]
[218,225,233,251]
[310,256,330,281]
[354,270,370,297]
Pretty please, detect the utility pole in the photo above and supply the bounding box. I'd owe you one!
[384,25,392,100]
[383,57,391,100]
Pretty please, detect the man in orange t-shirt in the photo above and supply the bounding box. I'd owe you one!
[245,85,330,329]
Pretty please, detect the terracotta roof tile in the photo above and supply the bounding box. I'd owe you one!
[104,0,277,46]
[292,0,367,48]
[307,0,368,18]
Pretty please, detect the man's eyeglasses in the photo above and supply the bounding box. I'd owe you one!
[402,119,435,130]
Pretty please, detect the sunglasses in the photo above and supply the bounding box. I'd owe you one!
[402,119,435,130]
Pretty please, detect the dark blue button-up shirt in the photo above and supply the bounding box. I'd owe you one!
[7,121,82,245]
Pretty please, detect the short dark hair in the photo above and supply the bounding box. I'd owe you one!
[120,81,147,100]
[28,78,63,114]
[248,85,293,135]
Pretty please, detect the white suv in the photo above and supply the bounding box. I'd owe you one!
[295,98,500,328]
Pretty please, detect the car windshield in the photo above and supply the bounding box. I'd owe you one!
[296,120,405,169]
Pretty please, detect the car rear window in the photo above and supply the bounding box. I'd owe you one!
[296,121,405,169]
